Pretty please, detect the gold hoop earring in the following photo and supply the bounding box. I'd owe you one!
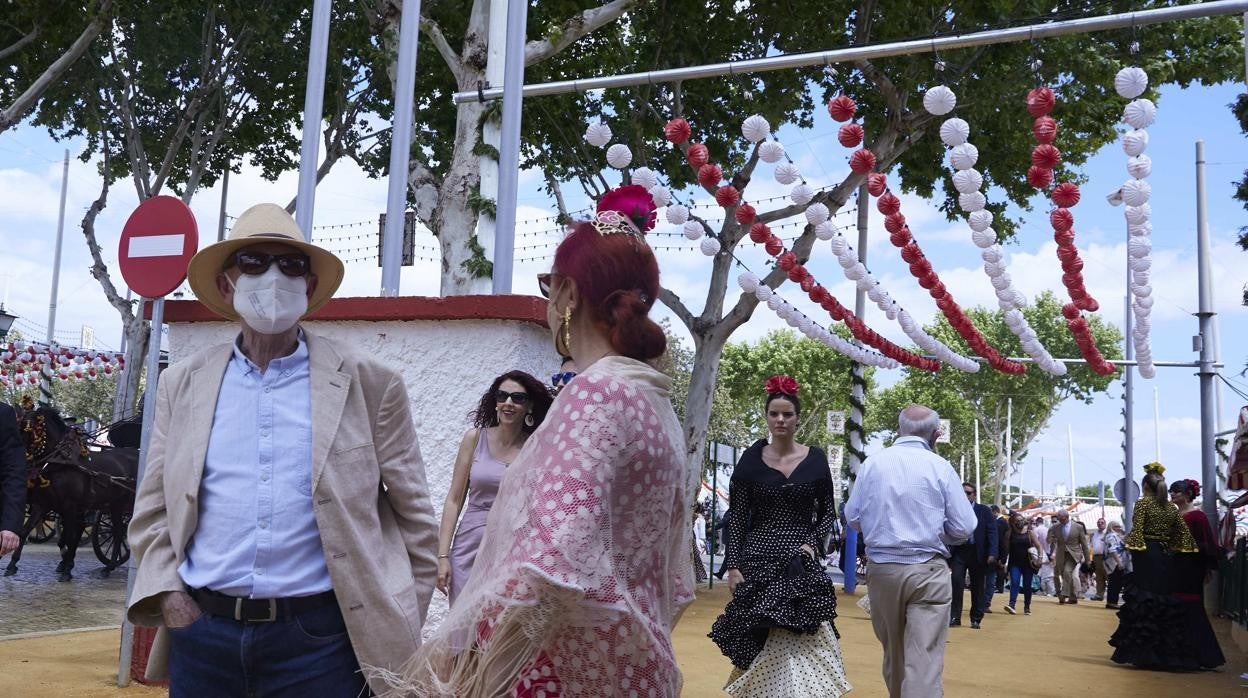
[556,307,573,356]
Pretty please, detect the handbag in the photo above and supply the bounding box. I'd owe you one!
[1027,546,1044,570]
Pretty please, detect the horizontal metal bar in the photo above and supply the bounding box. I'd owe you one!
[454,0,1248,103]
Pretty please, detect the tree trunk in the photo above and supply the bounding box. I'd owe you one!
[112,317,148,421]
[434,93,488,295]
[681,332,728,481]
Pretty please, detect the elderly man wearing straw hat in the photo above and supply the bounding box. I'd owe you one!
[127,203,438,696]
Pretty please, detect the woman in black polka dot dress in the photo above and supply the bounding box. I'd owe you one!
[708,376,851,696]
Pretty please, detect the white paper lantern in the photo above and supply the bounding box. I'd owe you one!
[1128,222,1152,238]
[1010,290,1027,309]
[983,261,1004,277]
[923,85,958,116]
[971,227,997,248]
[632,167,658,191]
[1121,178,1152,206]
[1123,98,1157,130]
[953,168,984,195]
[968,209,993,232]
[1122,129,1149,157]
[940,118,971,147]
[830,236,848,255]
[583,122,612,147]
[649,186,671,207]
[1133,270,1151,286]
[683,221,703,240]
[959,191,987,213]
[981,245,1003,263]
[1126,155,1152,180]
[1139,365,1156,379]
[1128,237,1152,259]
[1124,203,1151,225]
[995,287,1014,304]
[758,140,785,164]
[805,202,830,225]
[785,314,801,328]
[700,236,721,256]
[741,114,771,143]
[1115,66,1149,99]
[1128,256,1151,272]
[855,276,873,292]
[755,285,773,301]
[1004,310,1024,328]
[666,204,690,225]
[1132,283,1153,298]
[845,264,866,280]
[990,274,1011,291]
[867,287,884,303]
[814,221,837,241]
[1136,295,1155,309]
[838,254,856,269]
[766,296,783,312]
[738,273,760,293]
[606,143,632,169]
[798,316,814,334]
[949,143,979,171]
[774,162,801,185]
[790,183,814,206]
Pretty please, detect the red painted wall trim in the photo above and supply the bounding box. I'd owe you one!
[154,295,549,327]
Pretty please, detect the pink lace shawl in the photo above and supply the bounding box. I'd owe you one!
[385,356,696,697]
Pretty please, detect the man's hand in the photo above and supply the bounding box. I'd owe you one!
[726,569,744,594]
[0,530,18,557]
[159,590,202,629]
[986,555,996,566]
[799,544,816,560]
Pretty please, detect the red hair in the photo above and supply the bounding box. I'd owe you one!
[553,221,666,362]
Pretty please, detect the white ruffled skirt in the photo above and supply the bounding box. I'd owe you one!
[724,622,852,697]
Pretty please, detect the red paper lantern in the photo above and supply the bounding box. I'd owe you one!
[1033,116,1058,144]
[1054,229,1075,246]
[828,95,857,122]
[867,172,888,197]
[765,237,784,256]
[1027,166,1054,189]
[900,243,922,264]
[1050,208,1074,232]
[664,117,692,144]
[748,223,770,243]
[1031,144,1062,169]
[937,296,956,312]
[1051,182,1081,208]
[1062,258,1085,274]
[915,259,933,276]
[929,282,947,299]
[1026,86,1056,117]
[1061,303,1081,320]
[1068,286,1087,301]
[697,163,723,188]
[735,203,757,226]
[838,123,865,148]
[715,185,740,208]
[787,265,808,283]
[777,251,797,270]
[849,149,877,175]
[800,276,817,293]
[686,143,710,168]
[883,213,907,234]
[1061,272,1082,288]
[1056,245,1079,263]
[1081,298,1100,312]
[810,286,829,304]
[876,192,901,216]
[889,229,912,247]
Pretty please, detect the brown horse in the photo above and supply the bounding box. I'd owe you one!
[6,406,138,581]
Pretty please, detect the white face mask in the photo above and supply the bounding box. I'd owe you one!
[229,267,308,335]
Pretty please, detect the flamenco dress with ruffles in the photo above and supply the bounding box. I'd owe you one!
[1173,508,1226,669]
[1108,498,1200,669]
[708,440,851,697]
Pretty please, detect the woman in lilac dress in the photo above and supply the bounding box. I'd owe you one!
[436,371,552,603]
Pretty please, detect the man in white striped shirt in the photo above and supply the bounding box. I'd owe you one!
[844,404,977,698]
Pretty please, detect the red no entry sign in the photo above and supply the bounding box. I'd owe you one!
[117,196,199,298]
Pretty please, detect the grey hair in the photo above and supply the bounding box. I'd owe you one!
[1108,520,1124,530]
[897,404,940,438]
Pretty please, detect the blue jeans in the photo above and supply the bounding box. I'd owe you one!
[983,568,997,609]
[168,602,369,698]
[1009,565,1035,609]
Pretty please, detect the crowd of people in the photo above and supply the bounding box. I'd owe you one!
[0,187,1231,697]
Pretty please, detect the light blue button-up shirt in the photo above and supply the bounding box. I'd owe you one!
[844,436,978,565]
[178,333,331,598]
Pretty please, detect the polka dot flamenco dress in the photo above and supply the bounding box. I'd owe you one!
[709,440,852,696]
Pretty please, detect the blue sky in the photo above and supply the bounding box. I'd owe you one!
[2,74,1245,500]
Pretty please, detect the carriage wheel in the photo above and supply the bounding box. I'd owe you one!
[26,509,59,544]
[91,512,131,569]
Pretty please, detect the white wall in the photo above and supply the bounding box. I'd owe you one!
[167,317,558,631]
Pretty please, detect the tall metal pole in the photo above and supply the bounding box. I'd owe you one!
[1041,457,1046,501]
[843,183,870,594]
[1124,291,1136,530]
[1153,386,1162,462]
[40,149,69,406]
[472,0,507,295]
[1068,424,1076,505]
[1195,140,1219,567]
[380,0,423,296]
[1006,397,1013,504]
[294,0,333,238]
[216,167,230,243]
[118,296,164,686]
[490,0,529,294]
[974,419,981,496]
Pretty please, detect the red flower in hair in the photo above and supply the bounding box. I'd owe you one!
[1187,479,1201,499]
[764,375,800,397]
[597,184,657,232]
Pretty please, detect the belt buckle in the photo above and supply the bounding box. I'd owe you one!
[234,598,278,623]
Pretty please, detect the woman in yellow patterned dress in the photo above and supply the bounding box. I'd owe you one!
[1108,463,1200,669]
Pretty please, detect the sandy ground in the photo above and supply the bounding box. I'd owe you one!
[2,584,1244,697]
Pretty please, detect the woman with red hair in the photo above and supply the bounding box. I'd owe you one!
[392,186,694,697]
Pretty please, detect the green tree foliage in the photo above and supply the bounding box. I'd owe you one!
[1076,482,1119,506]
[869,292,1123,504]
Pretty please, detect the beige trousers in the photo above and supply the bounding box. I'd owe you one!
[866,557,952,698]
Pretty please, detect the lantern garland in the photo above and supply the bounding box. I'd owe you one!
[826,95,1026,375]
[923,86,1066,377]
[0,341,125,387]
[1024,86,1117,376]
[737,273,901,369]
[1114,65,1157,379]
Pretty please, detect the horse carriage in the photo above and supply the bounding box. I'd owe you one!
[8,404,139,581]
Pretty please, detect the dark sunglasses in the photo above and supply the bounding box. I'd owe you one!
[227,251,311,277]
[537,273,556,298]
[551,371,577,387]
[494,390,531,405]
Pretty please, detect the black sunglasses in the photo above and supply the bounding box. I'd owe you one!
[551,371,577,387]
[227,251,311,277]
[494,390,531,405]
[537,273,556,298]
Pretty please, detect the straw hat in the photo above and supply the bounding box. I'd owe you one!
[187,203,344,321]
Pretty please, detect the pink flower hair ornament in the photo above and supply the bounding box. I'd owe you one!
[595,184,657,238]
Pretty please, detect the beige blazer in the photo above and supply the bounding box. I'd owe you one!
[1047,520,1090,568]
[126,332,438,693]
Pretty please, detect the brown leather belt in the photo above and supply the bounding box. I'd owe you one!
[190,587,337,623]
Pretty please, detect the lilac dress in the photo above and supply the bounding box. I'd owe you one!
[448,430,508,603]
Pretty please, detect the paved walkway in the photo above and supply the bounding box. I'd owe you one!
[0,543,129,638]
